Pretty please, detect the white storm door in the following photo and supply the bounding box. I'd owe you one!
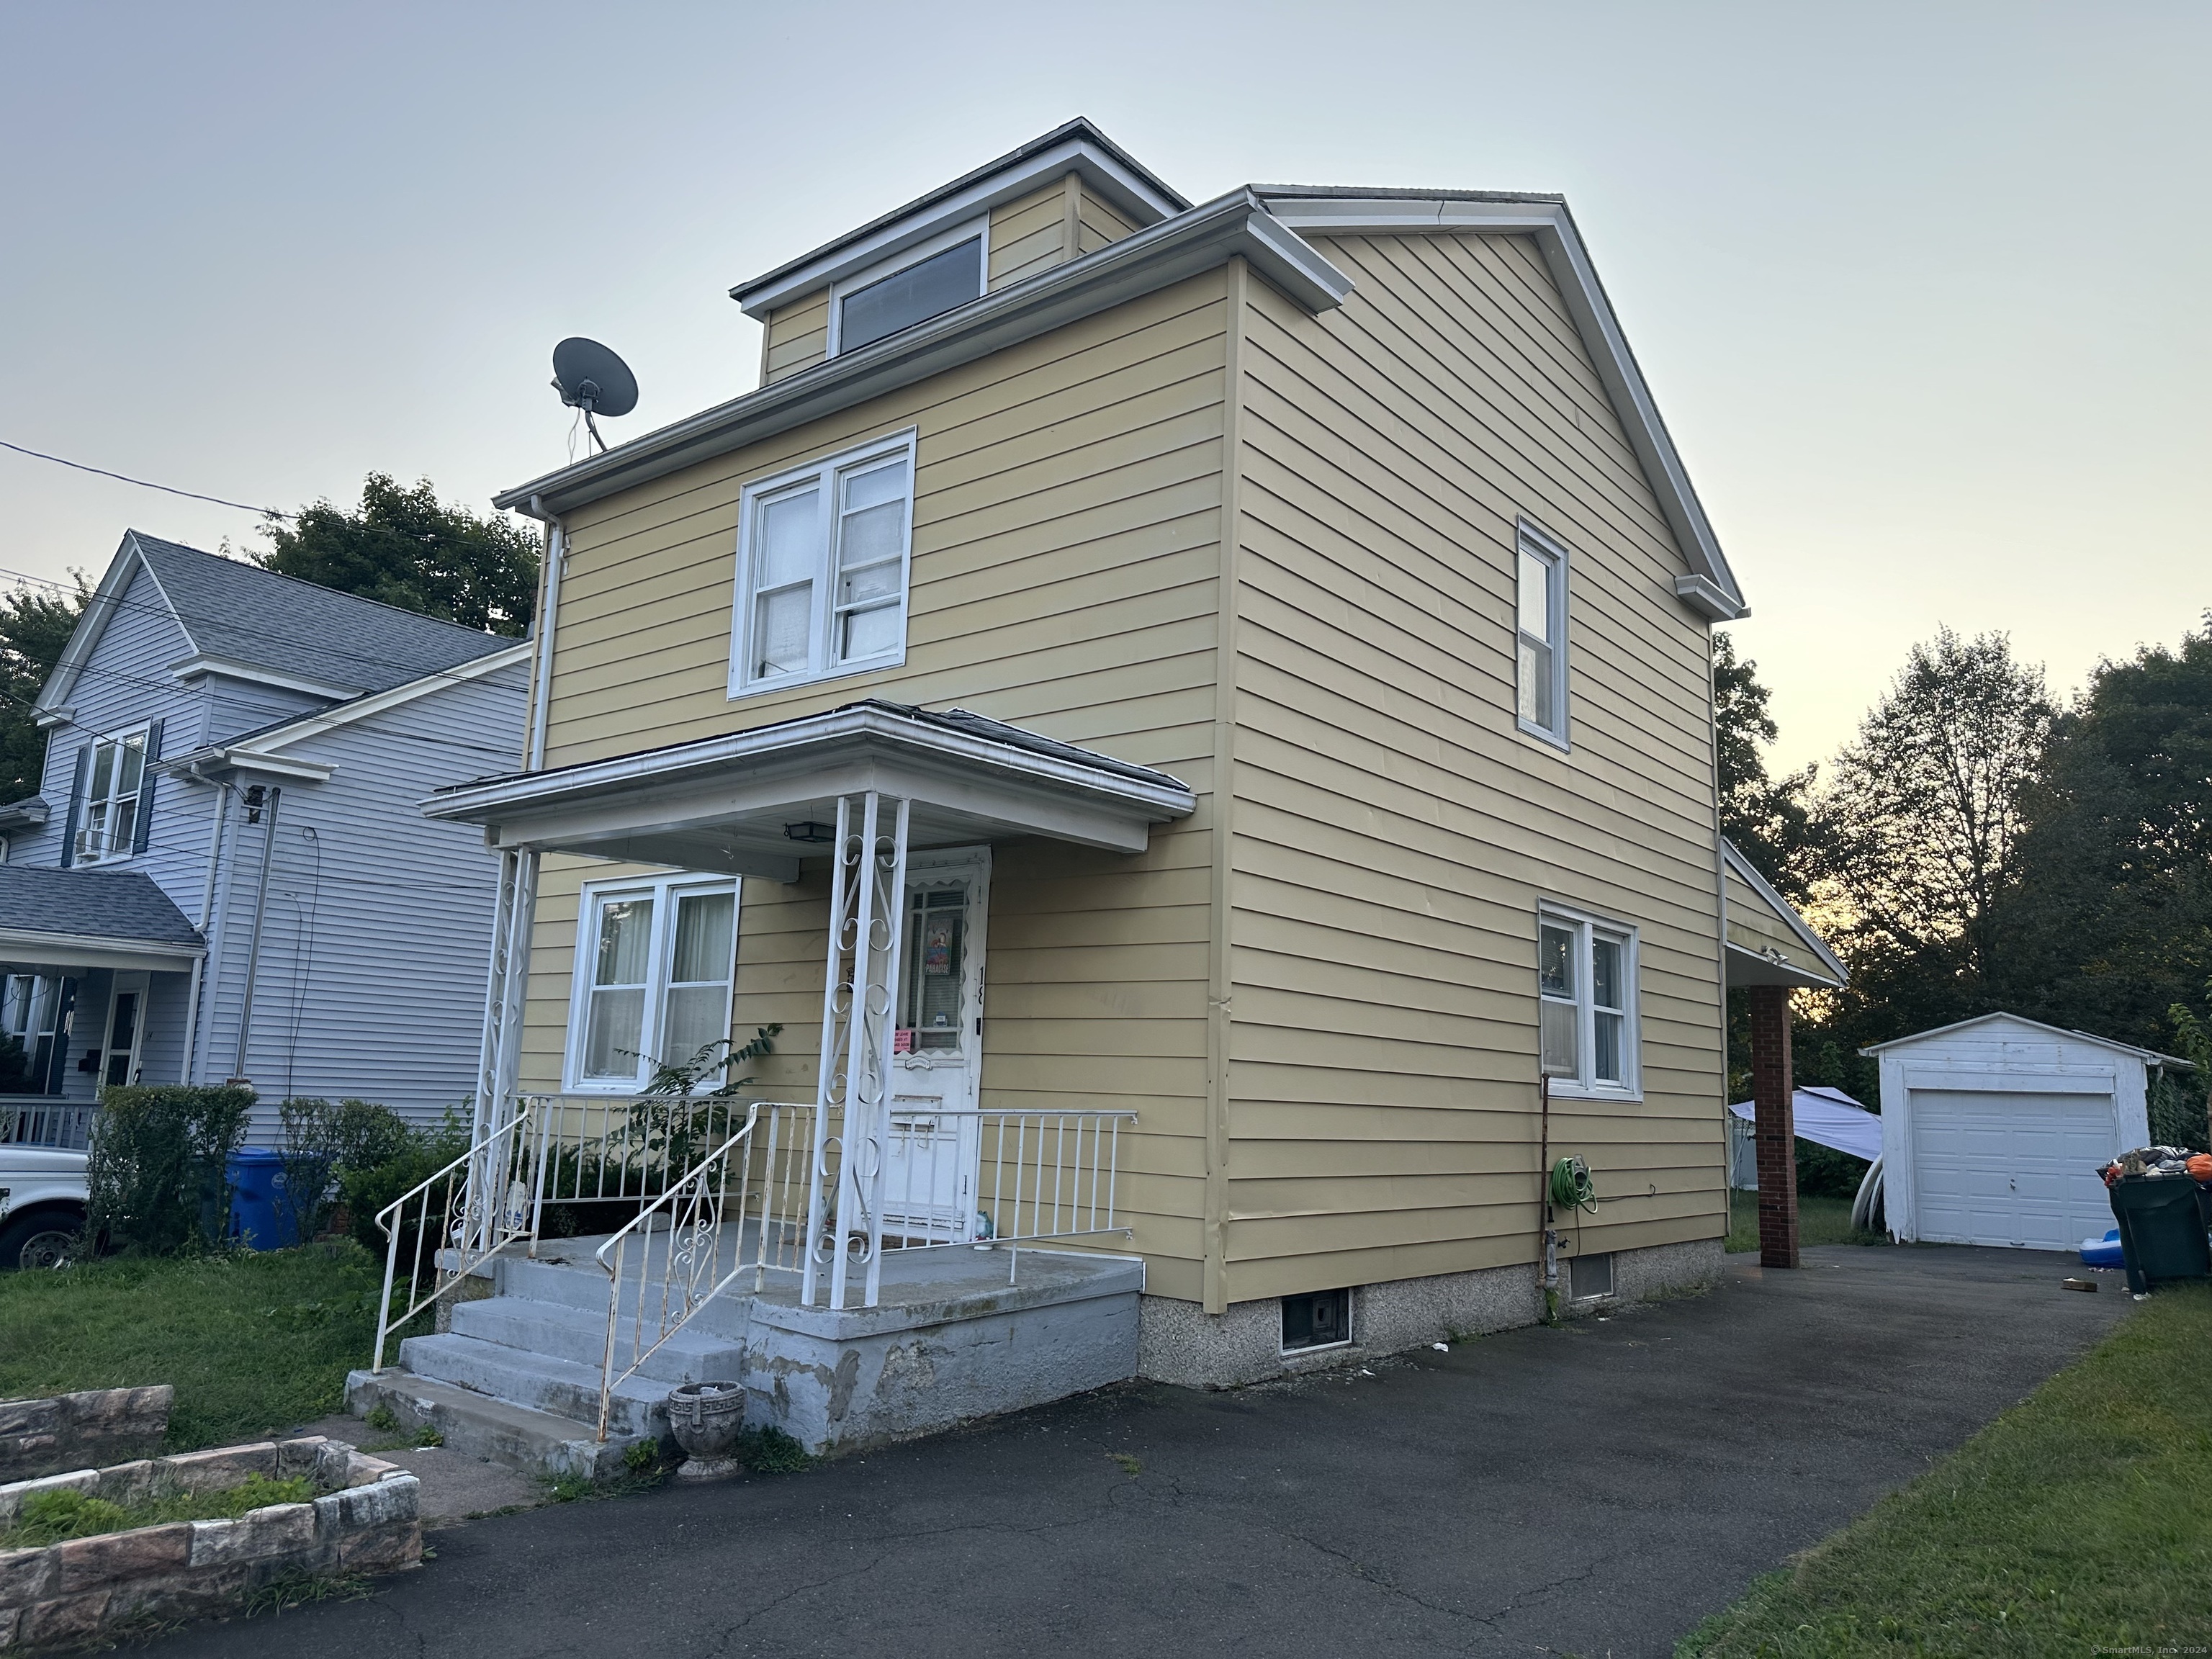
[881,848,989,1242]
[1910,1089,2119,1250]
[101,972,150,1089]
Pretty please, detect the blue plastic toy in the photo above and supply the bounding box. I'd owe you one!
[2080,1228,2125,1269]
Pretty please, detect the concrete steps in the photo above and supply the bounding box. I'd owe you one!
[450,1295,750,1385]
[341,1371,636,1484]
[394,1332,670,1439]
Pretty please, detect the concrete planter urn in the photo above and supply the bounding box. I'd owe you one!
[665,1383,745,1481]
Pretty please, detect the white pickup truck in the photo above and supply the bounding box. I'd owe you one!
[0,1145,88,1269]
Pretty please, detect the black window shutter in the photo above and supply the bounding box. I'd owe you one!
[132,719,163,854]
[59,745,90,868]
[45,979,78,1094]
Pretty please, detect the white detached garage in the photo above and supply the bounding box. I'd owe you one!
[1866,1013,2188,1251]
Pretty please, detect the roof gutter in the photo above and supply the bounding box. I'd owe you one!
[492,189,1353,519]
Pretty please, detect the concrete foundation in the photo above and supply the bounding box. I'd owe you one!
[1137,1237,1723,1388]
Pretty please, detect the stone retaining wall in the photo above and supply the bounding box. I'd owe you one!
[0,1389,173,1484]
[0,1437,419,1650]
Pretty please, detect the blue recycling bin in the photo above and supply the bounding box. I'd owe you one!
[226,1149,300,1249]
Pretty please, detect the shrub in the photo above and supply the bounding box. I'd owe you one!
[86,1085,255,1254]
[277,1098,415,1242]
[339,1110,469,1256]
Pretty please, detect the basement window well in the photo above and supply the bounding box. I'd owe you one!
[1281,1287,1352,1352]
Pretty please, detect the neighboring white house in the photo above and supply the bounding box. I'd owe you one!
[1863,1013,2190,1251]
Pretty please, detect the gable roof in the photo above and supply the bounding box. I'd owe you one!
[1722,839,1848,988]
[501,127,1746,621]
[36,531,519,714]
[1859,1011,2193,1069]
[0,863,204,951]
[1254,188,1744,619]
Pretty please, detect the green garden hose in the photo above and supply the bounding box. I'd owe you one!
[1547,1156,1597,1215]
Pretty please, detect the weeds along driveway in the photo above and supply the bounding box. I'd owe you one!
[150,1246,2126,1659]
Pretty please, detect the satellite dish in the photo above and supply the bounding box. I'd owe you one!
[550,337,638,454]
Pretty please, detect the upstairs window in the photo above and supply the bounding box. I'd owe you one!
[1515,522,1570,748]
[568,876,739,1092]
[1537,907,1639,1097]
[731,431,917,697]
[73,726,149,866]
[830,222,986,356]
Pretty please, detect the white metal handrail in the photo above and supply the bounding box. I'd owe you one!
[593,1101,815,1439]
[372,1100,541,1370]
[878,1107,1137,1255]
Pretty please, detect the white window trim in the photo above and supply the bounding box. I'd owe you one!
[1537,902,1642,1101]
[562,873,742,1095]
[76,721,151,867]
[727,429,920,701]
[824,217,989,358]
[1514,519,1570,752]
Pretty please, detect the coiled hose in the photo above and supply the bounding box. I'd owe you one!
[1548,1156,1597,1215]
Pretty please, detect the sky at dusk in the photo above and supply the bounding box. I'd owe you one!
[4,1,2206,773]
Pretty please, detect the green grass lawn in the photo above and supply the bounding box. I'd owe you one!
[0,1245,382,1452]
[1679,1282,2212,1656]
[1727,1188,1885,1252]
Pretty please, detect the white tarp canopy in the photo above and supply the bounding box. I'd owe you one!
[1727,1086,1880,1188]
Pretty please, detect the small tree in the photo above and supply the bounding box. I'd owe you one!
[277,1097,416,1243]
[1,574,89,800]
[86,1086,255,1254]
[1714,631,1817,903]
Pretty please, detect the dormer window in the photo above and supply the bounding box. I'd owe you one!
[828,222,986,356]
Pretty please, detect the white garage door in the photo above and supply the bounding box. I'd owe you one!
[1910,1089,2118,1249]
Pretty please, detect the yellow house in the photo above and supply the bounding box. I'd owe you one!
[372,121,1838,1461]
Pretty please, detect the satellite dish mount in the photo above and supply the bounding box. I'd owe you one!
[550,337,639,456]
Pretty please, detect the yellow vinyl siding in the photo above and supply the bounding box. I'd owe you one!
[519,269,1235,1294]
[988,179,1074,290]
[762,289,830,384]
[1220,231,1725,1303]
[1724,864,1811,963]
[1077,186,1135,255]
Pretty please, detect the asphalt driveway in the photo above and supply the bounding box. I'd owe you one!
[153,1245,2126,1659]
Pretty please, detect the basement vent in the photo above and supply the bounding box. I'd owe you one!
[1573,1251,1616,1300]
[1281,1287,1352,1352]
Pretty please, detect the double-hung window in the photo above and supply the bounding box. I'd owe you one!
[74,726,149,866]
[567,876,740,1092]
[1515,522,1569,748]
[1537,907,1639,1097]
[0,974,65,1094]
[730,432,917,697]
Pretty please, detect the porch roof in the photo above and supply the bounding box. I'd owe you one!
[0,864,205,973]
[423,699,1197,881]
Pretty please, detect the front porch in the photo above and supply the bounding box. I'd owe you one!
[350,1230,1143,1473]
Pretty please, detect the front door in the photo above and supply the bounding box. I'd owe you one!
[101,972,148,1089]
[880,848,989,1242]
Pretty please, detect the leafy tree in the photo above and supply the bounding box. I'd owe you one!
[0,575,89,801]
[253,473,539,636]
[1713,631,1817,902]
[1992,617,2212,1061]
[1815,626,2055,1024]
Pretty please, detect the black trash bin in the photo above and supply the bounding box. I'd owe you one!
[2108,1175,2212,1294]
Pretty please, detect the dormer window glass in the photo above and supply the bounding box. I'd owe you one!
[731,431,918,697]
[828,222,986,356]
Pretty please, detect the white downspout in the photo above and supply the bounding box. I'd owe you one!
[526,497,565,770]
[178,765,230,1085]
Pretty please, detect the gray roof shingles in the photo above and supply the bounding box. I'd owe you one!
[128,532,515,696]
[0,863,203,948]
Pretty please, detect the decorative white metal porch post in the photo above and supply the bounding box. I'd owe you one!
[800,793,909,1310]
[466,848,537,1254]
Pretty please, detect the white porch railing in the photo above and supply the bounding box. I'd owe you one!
[593,1100,814,1439]
[1,1102,96,1150]
[868,1107,1138,1273]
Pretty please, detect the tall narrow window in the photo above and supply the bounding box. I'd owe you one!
[0,974,64,1094]
[75,727,148,866]
[1536,908,1639,1097]
[567,877,741,1092]
[732,433,917,697]
[1515,523,1569,747]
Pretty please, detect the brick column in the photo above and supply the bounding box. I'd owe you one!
[1749,984,1798,1268]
